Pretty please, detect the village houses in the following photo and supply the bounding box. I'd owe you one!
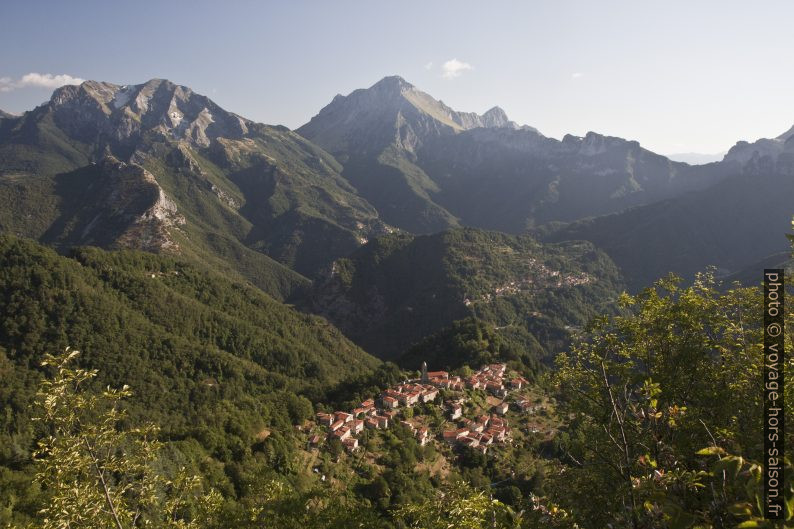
[310,361,517,455]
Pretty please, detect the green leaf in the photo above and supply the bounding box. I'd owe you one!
[696,446,725,456]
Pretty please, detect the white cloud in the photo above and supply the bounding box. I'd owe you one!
[424,61,434,70]
[572,72,584,79]
[441,59,473,80]
[0,72,85,93]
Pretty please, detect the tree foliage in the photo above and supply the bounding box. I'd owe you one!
[30,349,221,529]
[551,273,794,528]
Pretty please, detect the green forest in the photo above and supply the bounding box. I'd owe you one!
[0,234,791,528]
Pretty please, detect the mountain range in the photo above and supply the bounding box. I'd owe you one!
[0,79,389,298]
[1,73,791,527]
[0,74,790,358]
[298,76,731,234]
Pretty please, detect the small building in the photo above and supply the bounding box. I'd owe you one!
[466,377,483,390]
[334,411,354,424]
[416,427,430,446]
[365,417,379,429]
[449,379,465,391]
[374,415,390,429]
[332,427,351,441]
[510,377,528,390]
[488,427,506,442]
[400,420,416,433]
[489,364,506,376]
[443,430,459,443]
[397,392,419,406]
[494,401,509,416]
[486,381,503,394]
[460,436,480,448]
[351,419,364,434]
[382,396,399,409]
[421,388,438,403]
[329,420,344,432]
[315,412,334,426]
[514,399,533,412]
[430,377,451,388]
[449,404,463,420]
[308,434,323,446]
[343,437,359,452]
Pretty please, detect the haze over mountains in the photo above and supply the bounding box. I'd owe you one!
[0,74,791,356]
[666,152,726,165]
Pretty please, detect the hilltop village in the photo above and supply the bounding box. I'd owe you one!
[310,363,537,455]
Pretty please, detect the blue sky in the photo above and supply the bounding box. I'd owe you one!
[1,1,792,154]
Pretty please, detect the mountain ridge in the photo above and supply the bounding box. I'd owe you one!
[297,75,732,234]
[0,78,393,290]
[306,227,623,362]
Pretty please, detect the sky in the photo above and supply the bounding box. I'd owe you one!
[1,1,792,155]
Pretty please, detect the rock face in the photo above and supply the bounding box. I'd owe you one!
[297,76,728,233]
[42,156,185,252]
[722,123,794,175]
[298,76,525,157]
[0,78,390,290]
[49,79,250,151]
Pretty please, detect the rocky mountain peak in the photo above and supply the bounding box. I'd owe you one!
[370,75,414,93]
[481,106,510,127]
[45,78,250,151]
[298,76,536,155]
[561,131,641,156]
[723,123,794,166]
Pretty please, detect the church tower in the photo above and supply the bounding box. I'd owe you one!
[421,361,428,383]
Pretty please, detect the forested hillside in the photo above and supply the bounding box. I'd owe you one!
[308,228,623,363]
[0,235,379,524]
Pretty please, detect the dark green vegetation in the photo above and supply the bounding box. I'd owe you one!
[7,268,791,528]
[0,235,378,525]
[540,169,794,291]
[550,274,794,528]
[399,317,539,376]
[308,228,623,363]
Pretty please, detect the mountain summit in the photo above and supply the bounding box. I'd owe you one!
[296,76,727,234]
[47,79,251,152]
[298,75,527,156]
[723,122,794,171]
[0,78,390,289]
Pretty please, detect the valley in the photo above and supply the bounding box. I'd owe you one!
[0,70,791,528]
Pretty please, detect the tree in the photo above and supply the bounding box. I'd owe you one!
[30,349,220,529]
[394,480,522,529]
[550,273,793,528]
